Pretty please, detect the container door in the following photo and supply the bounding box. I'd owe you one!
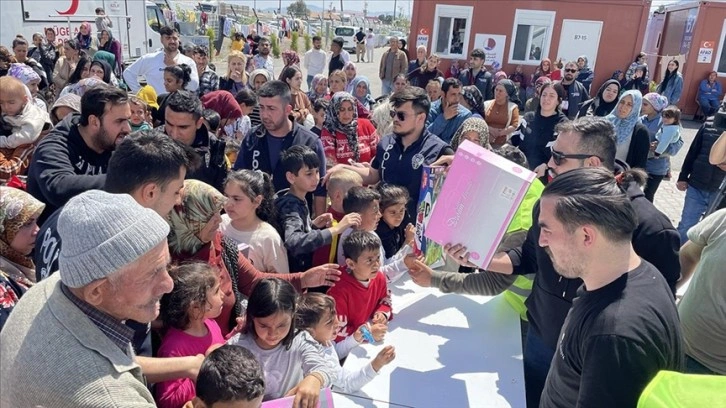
[556,19,603,70]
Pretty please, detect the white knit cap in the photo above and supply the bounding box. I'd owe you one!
[58,190,170,288]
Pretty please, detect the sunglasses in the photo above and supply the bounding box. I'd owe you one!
[550,147,600,165]
[565,68,578,73]
[389,109,415,121]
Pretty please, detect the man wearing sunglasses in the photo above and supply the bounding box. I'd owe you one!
[558,61,589,120]
[324,86,453,225]
[445,116,680,408]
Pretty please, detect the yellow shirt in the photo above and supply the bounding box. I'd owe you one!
[231,40,244,52]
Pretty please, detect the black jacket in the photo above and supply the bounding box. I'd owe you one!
[519,109,569,170]
[561,80,590,120]
[458,68,494,101]
[275,191,333,272]
[507,179,680,350]
[625,123,651,170]
[26,113,109,225]
[160,125,228,192]
[678,121,726,192]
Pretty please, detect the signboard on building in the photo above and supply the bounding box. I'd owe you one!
[473,34,506,68]
[680,8,698,57]
[698,40,714,64]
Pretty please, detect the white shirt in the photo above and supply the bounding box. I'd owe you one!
[253,54,275,77]
[304,48,327,77]
[219,215,290,273]
[122,50,199,94]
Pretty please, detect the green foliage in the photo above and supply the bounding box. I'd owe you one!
[270,33,281,59]
[206,27,215,54]
[291,31,299,53]
[287,0,310,18]
[303,33,311,52]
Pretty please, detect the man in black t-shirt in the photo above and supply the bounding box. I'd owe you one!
[355,27,366,63]
[536,167,683,408]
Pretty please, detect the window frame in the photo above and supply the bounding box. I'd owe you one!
[431,4,474,60]
[713,18,726,76]
[508,9,557,66]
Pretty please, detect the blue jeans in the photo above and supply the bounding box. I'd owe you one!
[699,97,720,117]
[677,186,718,244]
[523,328,555,408]
[382,79,393,96]
[306,75,314,92]
[685,354,717,375]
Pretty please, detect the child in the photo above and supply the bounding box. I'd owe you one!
[157,263,227,408]
[7,63,47,111]
[327,230,392,344]
[0,76,51,150]
[375,184,415,260]
[654,106,682,157]
[228,88,256,141]
[227,278,338,402]
[202,108,221,135]
[231,32,245,52]
[336,186,410,283]
[221,169,290,273]
[136,78,159,122]
[296,293,396,391]
[425,79,442,103]
[275,145,361,272]
[311,98,329,137]
[185,344,266,408]
[311,168,363,267]
[95,7,113,35]
[128,95,152,131]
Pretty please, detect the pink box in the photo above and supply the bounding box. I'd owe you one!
[424,140,536,270]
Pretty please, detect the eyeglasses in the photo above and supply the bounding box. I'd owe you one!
[390,109,413,121]
[550,147,601,165]
[565,68,578,73]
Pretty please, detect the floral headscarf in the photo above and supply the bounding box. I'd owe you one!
[450,117,491,152]
[0,187,45,269]
[167,180,227,256]
[344,61,357,93]
[59,77,106,98]
[76,22,93,49]
[247,68,272,90]
[308,74,328,102]
[324,92,360,161]
[349,76,374,109]
[461,85,484,117]
[8,63,40,85]
[282,50,300,67]
[606,90,643,145]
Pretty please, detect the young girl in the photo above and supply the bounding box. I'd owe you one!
[654,106,683,157]
[296,293,396,392]
[164,64,192,93]
[375,184,415,261]
[156,262,226,408]
[128,95,151,131]
[227,278,338,402]
[220,170,290,273]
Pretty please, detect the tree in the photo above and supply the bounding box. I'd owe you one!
[288,0,310,18]
[378,14,394,25]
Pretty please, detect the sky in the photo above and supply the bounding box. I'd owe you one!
[227,0,411,16]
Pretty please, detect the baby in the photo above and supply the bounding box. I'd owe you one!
[0,76,51,150]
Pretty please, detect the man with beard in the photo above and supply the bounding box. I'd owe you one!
[325,86,453,225]
[233,80,327,215]
[27,85,131,225]
[0,190,174,407]
[444,117,680,408]
[458,48,493,101]
[123,26,199,94]
[194,45,219,98]
[536,167,682,407]
[251,37,275,77]
[558,60,590,119]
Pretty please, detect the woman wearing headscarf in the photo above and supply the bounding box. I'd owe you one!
[484,79,521,148]
[343,61,358,93]
[75,22,98,58]
[307,74,328,105]
[327,69,370,119]
[623,65,649,95]
[278,50,300,81]
[460,85,485,119]
[247,68,271,128]
[520,82,569,171]
[350,76,376,111]
[449,117,490,152]
[531,57,561,84]
[407,54,443,90]
[320,91,379,166]
[576,55,595,93]
[49,93,81,125]
[656,59,683,107]
[59,77,106,98]
[606,89,649,169]
[98,29,123,75]
[201,90,243,139]
[88,59,113,85]
[524,76,551,114]
[576,79,621,118]
[167,179,340,336]
[0,187,44,330]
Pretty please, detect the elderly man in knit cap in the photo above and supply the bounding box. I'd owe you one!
[0,190,172,407]
[641,92,682,202]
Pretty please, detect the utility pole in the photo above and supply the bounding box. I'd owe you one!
[393,0,397,21]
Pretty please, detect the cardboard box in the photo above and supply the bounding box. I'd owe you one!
[414,165,447,268]
[425,140,536,269]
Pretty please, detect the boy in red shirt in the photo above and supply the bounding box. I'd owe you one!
[327,230,392,344]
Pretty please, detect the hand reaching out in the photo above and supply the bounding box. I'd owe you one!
[404,223,415,246]
[371,345,396,372]
[312,213,333,228]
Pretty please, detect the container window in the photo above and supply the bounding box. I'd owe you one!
[431,5,473,59]
[509,9,556,65]
[715,19,726,75]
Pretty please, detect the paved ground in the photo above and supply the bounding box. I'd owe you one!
[217,44,696,227]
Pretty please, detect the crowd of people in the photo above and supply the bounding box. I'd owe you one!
[1,16,726,408]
